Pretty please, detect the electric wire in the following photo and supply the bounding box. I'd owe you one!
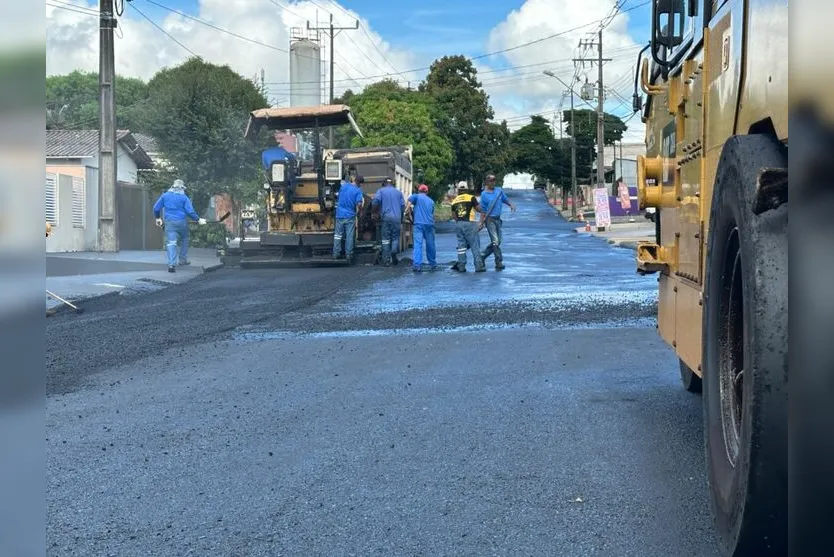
[129,2,197,56]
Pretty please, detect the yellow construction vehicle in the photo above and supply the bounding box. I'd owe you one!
[218,104,413,267]
[632,1,786,555]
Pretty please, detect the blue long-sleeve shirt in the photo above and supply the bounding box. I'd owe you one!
[153,191,199,222]
[479,187,509,217]
[262,146,294,170]
[335,181,364,219]
[407,193,435,225]
[372,185,405,222]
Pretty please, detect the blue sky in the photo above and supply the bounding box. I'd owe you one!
[145,0,652,64]
[47,0,652,140]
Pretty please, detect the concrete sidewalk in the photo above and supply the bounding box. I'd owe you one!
[46,248,222,313]
[572,220,655,250]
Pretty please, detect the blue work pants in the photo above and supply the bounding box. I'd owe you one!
[412,223,437,269]
[481,217,503,265]
[333,217,356,258]
[164,219,189,267]
[455,221,484,271]
[380,219,401,264]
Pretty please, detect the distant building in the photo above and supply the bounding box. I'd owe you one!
[501,173,535,190]
[46,129,159,252]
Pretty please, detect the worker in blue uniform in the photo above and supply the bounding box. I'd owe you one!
[332,174,365,263]
[153,179,205,273]
[478,173,516,270]
[406,184,438,272]
[261,129,295,170]
[372,177,405,266]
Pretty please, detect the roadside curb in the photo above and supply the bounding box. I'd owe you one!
[46,262,221,317]
[608,239,639,251]
[46,290,121,317]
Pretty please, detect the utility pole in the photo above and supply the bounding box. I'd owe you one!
[98,0,118,252]
[575,31,611,194]
[596,29,605,189]
[543,70,580,218]
[307,14,358,148]
[569,89,577,218]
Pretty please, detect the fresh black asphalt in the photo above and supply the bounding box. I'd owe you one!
[46,190,721,556]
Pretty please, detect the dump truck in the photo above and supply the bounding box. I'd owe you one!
[323,145,415,255]
[632,1,787,556]
[218,104,412,267]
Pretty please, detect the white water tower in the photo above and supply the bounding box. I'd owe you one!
[289,29,322,107]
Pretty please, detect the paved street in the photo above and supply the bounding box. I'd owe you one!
[46,190,720,556]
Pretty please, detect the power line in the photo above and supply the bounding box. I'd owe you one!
[262,0,376,82]
[300,0,403,75]
[143,0,363,93]
[141,0,293,55]
[46,2,98,17]
[264,43,644,87]
[300,0,396,77]
[260,2,652,86]
[129,2,198,56]
[470,0,649,61]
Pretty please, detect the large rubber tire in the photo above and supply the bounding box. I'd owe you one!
[680,359,702,393]
[702,135,787,556]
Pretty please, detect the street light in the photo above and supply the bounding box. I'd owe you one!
[543,71,578,218]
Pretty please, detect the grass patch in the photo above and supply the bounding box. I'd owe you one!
[435,203,452,222]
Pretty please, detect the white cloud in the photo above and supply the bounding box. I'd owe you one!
[479,0,646,143]
[45,0,645,143]
[46,0,423,105]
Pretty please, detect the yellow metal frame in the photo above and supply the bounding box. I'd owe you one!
[638,0,788,377]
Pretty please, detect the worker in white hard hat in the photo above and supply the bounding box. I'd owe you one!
[450,181,485,272]
[153,179,206,273]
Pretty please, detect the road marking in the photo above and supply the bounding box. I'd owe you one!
[94,283,125,288]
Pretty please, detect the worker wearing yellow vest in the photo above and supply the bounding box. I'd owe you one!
[450,181,485,272]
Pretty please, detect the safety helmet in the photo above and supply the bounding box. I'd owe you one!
[457,181,468,192]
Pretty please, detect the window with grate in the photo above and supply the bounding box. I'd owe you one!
[71,176,86,228]
[46,172,58,226]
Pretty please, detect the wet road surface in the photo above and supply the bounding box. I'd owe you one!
[46,190,721,556]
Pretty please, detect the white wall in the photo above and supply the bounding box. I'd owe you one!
[45,142,139,253]
[45,165,99,252]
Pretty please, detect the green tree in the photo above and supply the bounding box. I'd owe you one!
[335,80,454,201]
[46,70,149,131]
[420,56,507,186]
[470,120,512,191]
[509,115,568,185]
[140,57,268,212]
[562,109,627,182]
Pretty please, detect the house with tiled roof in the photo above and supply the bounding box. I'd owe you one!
[46,129,159,252]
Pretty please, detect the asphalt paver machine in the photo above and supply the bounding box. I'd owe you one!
[220,104,366,267]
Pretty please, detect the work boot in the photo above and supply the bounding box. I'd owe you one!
[391,254,399,266]
[475,266,486,273]
[168,266,176,273]
[451,263,466,272]
[495,262,505,271]
[178,259,191,266]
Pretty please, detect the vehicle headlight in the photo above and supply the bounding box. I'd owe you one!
[271,164,285,183]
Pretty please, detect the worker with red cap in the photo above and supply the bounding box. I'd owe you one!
[405,184,438,272]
